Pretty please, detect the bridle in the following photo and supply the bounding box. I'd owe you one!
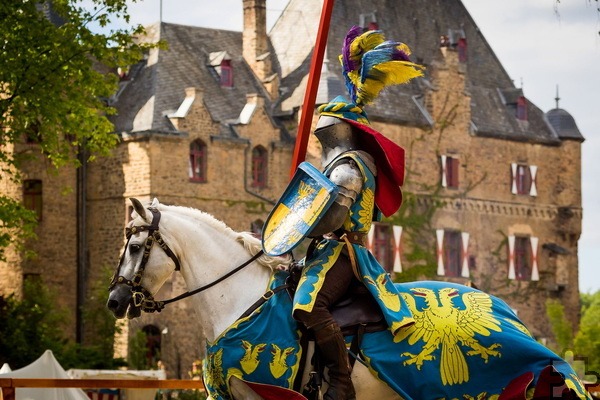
[109,206,263,313]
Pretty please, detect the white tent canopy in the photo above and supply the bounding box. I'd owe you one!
[0,350,88,400]
[0,363,11,374]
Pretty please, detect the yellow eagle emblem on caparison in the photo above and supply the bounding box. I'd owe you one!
[395,287,503,386]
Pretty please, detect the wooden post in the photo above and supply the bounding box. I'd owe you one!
[289,0,336,178]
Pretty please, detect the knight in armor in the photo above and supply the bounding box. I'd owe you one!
[287,27,424,400]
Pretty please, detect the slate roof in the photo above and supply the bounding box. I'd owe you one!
[546,108,584,142]
[269,0,566,144]
[110,23,290,141]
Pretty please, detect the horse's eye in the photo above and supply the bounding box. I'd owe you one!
[129,243,142,253]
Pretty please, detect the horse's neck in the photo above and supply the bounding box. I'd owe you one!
[175,218,272,343]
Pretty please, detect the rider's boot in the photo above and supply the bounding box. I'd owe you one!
[314,322,356,400]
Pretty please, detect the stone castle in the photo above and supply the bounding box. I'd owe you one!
[0,0,583,377]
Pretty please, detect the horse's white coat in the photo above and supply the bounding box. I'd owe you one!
[122,199,400,399]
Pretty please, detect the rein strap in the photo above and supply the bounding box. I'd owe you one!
[158,250,264,308]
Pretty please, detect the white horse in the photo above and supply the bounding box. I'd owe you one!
[107,198,590,400]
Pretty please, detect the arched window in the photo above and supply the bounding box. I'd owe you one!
[189,140,207,182]
[251,146,268,188]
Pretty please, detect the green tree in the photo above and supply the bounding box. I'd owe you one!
[0,0,154,258]
[0,278,69,368]
[128,329,151,370]
[546,298,574,355]
[0,272,125,369]
[574,290,600,373]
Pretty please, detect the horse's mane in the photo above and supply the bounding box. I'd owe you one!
[159,203,291,271]
[236,232,292,271]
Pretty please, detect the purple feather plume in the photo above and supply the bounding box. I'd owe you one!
[341,25,364,72]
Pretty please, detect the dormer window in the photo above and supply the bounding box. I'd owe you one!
[516,96,528,121]
[220,59,233,87]
[457,38,467,62]
[208,51,233,88]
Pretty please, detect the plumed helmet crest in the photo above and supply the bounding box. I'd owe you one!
[339,25,425,107]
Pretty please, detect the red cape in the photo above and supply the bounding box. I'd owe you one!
[239,380,308,400]
[345,119,405,217]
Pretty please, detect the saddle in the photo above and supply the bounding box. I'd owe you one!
[286,262,387,337]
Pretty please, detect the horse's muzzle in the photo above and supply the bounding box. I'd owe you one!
[107,284,140,319]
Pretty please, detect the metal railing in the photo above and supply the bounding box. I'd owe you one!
[0,378,205,400]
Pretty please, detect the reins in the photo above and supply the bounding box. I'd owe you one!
[153,250,264,311]
[110,206,264,313]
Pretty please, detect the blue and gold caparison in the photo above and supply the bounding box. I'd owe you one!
[203,273,590,399]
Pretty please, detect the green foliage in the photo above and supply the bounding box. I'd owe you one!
[0,278,69,368]
[388,191,441,282]
[0,0,156,255]
[574,290,600,373]
[80,265,124,366]
[128,329,151,370]
[0,274,125,369]
[545,298,573,355]
[0,196,37,260]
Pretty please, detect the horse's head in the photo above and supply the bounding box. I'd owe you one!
[107,198,181,319]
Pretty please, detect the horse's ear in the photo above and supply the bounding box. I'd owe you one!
[151,198,160,207]
[130,198,150,222]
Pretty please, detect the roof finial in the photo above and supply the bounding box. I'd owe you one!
[160,0,163,23]
[555,85,560,109]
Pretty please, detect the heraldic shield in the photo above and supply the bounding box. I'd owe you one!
[261,162,339,256]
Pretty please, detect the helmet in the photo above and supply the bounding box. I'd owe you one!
[314,116,358,166]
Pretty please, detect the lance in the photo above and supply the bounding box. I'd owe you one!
[289,0,335,178]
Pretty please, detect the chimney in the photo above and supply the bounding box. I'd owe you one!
[243,0,278,97]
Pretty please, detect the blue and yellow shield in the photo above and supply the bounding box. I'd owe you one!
[262,162,338,256]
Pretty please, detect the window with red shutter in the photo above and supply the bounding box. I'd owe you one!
[372,223,394,273]
[189,140,207,182]
[441,155,460,189]
[443,230,462,277]
[446,156,459,188]
[252,146,268,188]
[514,236,532,280]
[515,164,531,195]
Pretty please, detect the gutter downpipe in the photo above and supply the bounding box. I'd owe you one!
[76,140,87,344]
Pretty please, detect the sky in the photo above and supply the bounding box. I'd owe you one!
[116,0,600,293]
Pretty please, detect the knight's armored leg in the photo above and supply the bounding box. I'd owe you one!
[294,255,356,400]
[313,322,356,400]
